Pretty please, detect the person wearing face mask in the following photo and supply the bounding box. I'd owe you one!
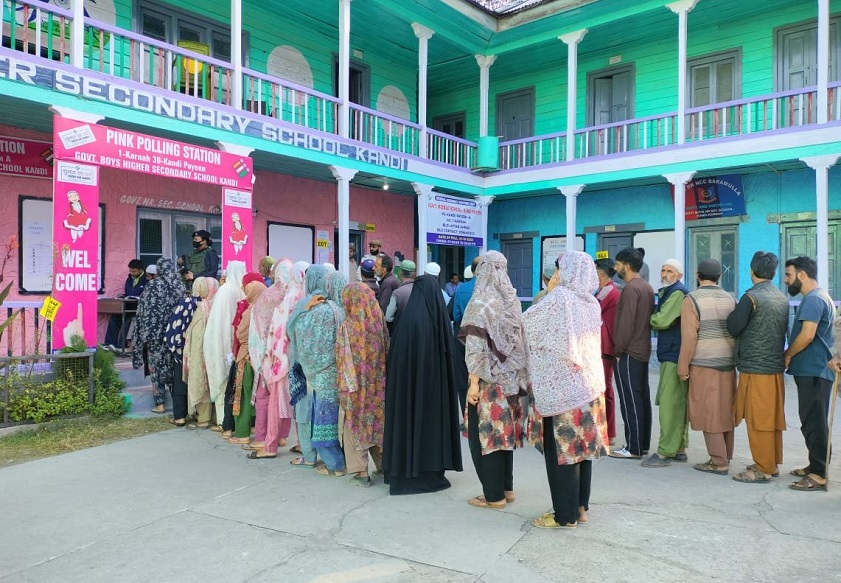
[643,259,689,468]
[783,256,836,492]
[185,230,220,285]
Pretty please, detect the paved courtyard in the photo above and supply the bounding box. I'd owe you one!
[2,369,841,582]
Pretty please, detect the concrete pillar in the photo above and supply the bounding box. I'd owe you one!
[558,184,585,242]
[337,0,353,138]
[667,0,698,145]
[412,23,435,158]
[475,195,495,253]
[70,0,85,68]
[801,155,839,291]
[230,0,243,109]
[663,171,696,265]
[817,0,830,124]
[411,182,434,272]
[558,30,587,161]
[475,55,497,137]
[329,165,358,278]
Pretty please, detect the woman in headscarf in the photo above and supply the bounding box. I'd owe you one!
[288,267,347,475]
[227,272,266,445]
[183,277,219,429]
[246,258,292,458]
[383,274,463,495]
[163,288,198,426]
[523,251,608,529]
[459,251,529,508]
[336,282,389,486]
[204,260,245,433]
[132,257,186,414]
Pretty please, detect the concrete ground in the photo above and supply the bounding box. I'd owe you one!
[2,365,841,582]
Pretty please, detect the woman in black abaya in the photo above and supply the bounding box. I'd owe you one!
[383,274,463,495]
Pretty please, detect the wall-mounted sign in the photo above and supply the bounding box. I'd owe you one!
[0,135,53,179]
[364,223,376,232]
[596,250,609,259]
[685,174,746,220]
[540,235,585,276]
[425,194,484,247]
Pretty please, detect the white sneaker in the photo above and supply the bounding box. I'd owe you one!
[608,446,641,459]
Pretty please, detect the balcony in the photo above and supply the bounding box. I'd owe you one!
[2,0,839,180]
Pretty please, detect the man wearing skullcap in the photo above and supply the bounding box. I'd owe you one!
[360,258,378,293]
[643,259,690,468]
[386,259,417,331]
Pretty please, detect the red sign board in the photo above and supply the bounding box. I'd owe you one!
[0,135,53,179]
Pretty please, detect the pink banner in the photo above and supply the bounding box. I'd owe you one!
[0,135,53,179]
[52,116,253,191]
[51,160,100,350]
[222,188,253,271]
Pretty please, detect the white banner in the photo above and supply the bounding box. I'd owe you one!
[426,194,483,247]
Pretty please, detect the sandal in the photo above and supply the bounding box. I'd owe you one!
[226,437,251,445]
[246,450,277,460]
[693,459,729,476]
[504,490,516,503]
[315,465,346,477]
[168,418,186,427]
[468,495,506,509]
[531,512,576,529]
[186,423,210,430]
[290,444,302,454]
[220,431,233,439]
[790,466,813,477]
[241,444,261,451]
[210,425,223,432]
[732,469,770,484]
[289,456,316,467]
[747,463,779,477]
[789,474,826,492]
[150,405,166,415]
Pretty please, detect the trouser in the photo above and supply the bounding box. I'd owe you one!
[214,399,226,429]
[317,445,346,472]
[222,363,237,432]
[452,323,469,413]
[254,379,269,443]
[172,361,188,420]
[467,403,513,504]
[295,393,318,464]
[543,418,592,526]
[656,361,689,458]
[233,364,256,438]
[739,373,785,476]
[795,376,833,478]
[104,315,122,347]
[703,431,734,467]
[195,402,212,425]
[613,354,652,456]
[342,417,383,474]
[602,357,616,439]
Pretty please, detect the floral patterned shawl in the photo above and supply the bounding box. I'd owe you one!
[523,250,605,416]
[336,283,389,447]
[249,258,292,375]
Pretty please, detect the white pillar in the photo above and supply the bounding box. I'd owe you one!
[337,0,353,138]
[475,195,495,254]
[329,165,358,279]
[667,1,698,145]
[412,23,434,159]
[802,155,839,291]
[663,171,696,265]
[558,184,585,242]
[48,106,104,124]
[475,55,497,137]
[411,182,433,272]
[70,0,85,68]
[818,0,830,124]
[559,30,587,161]
[230,0,243,109]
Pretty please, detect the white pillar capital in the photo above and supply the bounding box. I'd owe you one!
[663,171,696,186]
[215,142,254,157]
[412,183,433,271]
[475,195,495,207]
[411,22,435,40]
[329,165,358,182]
[801,155,839,171]
[411,182,434,198]
[558,28,587,45]
[666,0,699,14]
[475,54,497,69]
[48,106,104,124]
[558,184,585,198]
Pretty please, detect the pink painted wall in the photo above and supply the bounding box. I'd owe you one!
[0,123,415,354]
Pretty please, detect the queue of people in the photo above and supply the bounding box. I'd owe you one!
[122,241,837,535]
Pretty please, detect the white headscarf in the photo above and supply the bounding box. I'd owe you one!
[523,251,605,416]
[203,260,246,405]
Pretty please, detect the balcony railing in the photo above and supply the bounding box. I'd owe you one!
[348,103,420,156]
[575,113,678,159]
[242,69,338,134]
[827,81,841,122]
[499,131,567,170]
[2,0,71,61]
[426,129,477,168]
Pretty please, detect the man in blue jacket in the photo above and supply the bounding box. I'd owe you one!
[103,259,147,352]
[451,255,481,412]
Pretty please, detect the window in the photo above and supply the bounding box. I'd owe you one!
[137,210,221,272]
[433,112,467,138]
[688,50,741,108]
[333,58,370,106]
[775,17,841,91]
[137,1,247,63]
[689,226,738,294]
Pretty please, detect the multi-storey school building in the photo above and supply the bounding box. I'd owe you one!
[0,0,839,349]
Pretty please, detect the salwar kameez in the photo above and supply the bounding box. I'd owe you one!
[234,363,256,438]
[734,372,785,476]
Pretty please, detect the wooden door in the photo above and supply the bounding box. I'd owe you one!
[501,239,533,298]
[496,89,535,141]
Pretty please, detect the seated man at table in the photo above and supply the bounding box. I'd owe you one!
[103,259,147,352]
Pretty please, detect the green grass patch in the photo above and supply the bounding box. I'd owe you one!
[0,416,170,468]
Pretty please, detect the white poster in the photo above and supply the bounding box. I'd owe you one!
[426,194,484,247]
[541,235,585,274]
